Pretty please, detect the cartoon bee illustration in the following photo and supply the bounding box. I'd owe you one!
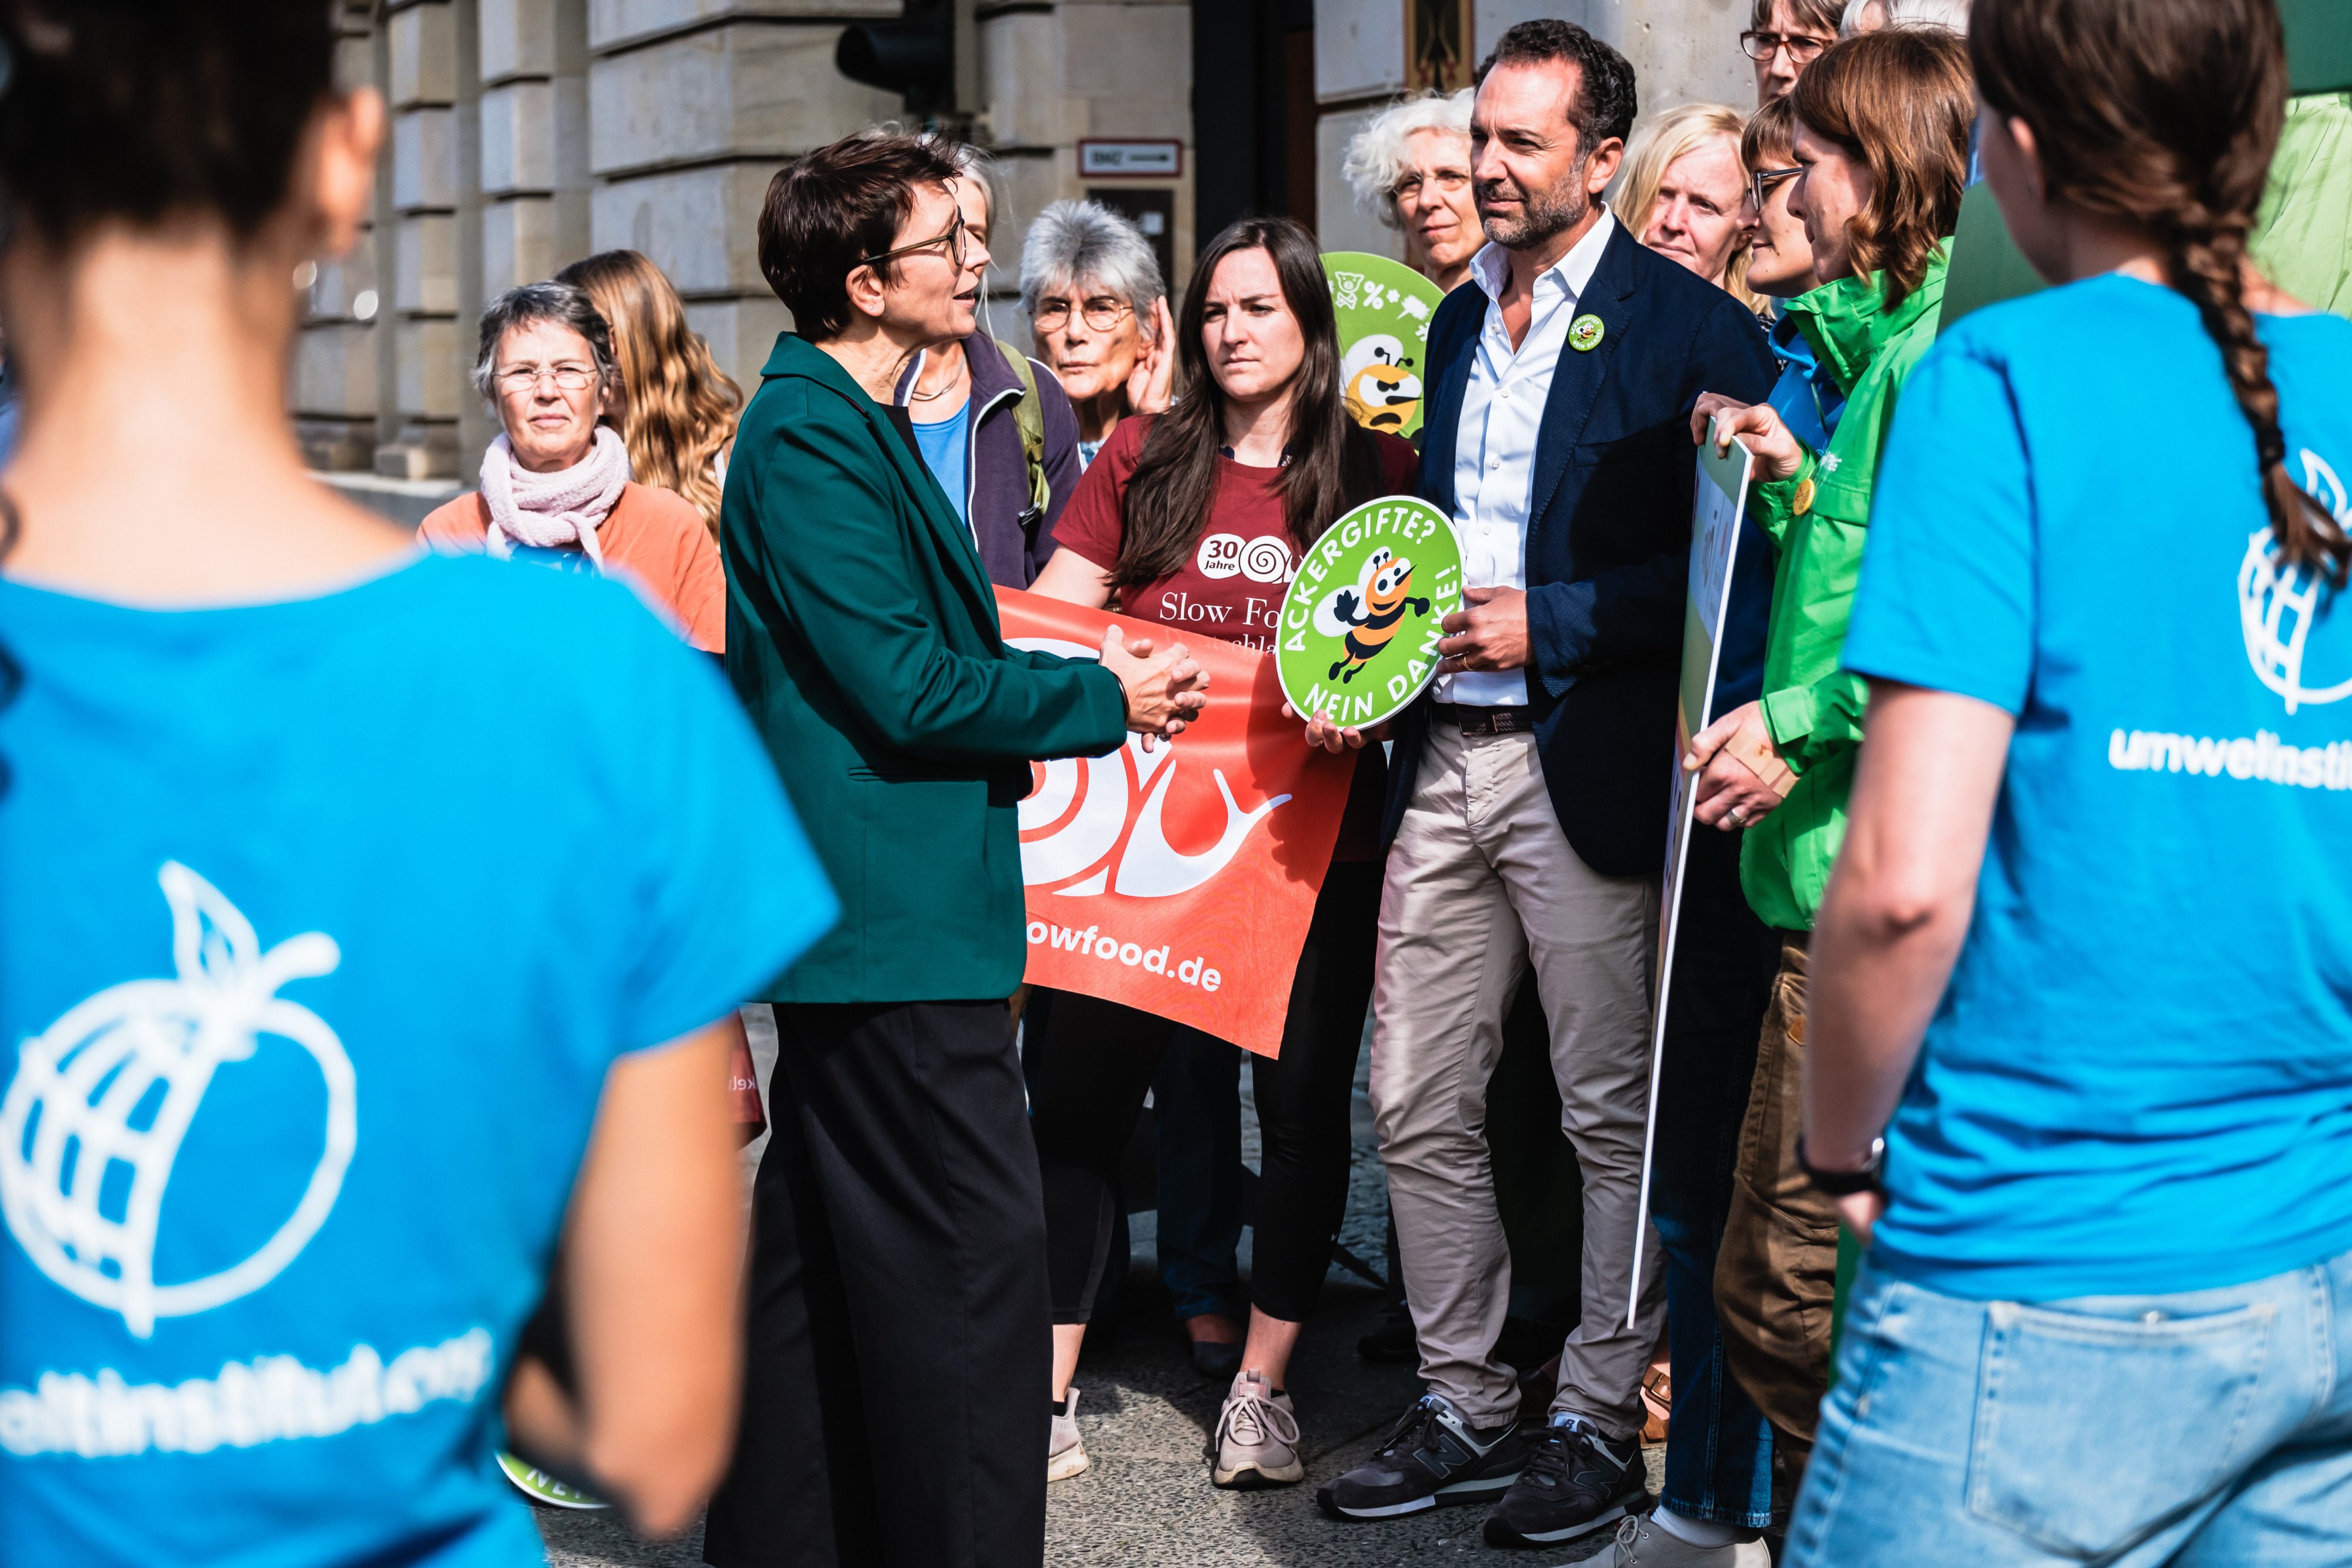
[1341,336,1424,434]
[1316,546,1432,683]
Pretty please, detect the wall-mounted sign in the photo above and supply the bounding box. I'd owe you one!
[1079,139,1183,178]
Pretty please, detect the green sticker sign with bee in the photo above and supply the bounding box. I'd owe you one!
[1275,495,1465,731]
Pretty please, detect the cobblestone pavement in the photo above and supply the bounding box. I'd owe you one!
[536,1014,1658,1567]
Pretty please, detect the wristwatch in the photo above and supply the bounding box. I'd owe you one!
[1797,1134,1885,1196]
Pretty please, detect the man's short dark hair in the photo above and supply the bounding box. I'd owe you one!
[758,132,960,341]
[1474,20,1639,151]
[1750,0,1844,34]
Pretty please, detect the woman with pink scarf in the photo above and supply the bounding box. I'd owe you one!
[420,282,724,651]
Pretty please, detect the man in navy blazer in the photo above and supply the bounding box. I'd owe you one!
[1318,19,1777,1552]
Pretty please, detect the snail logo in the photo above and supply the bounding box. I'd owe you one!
[1195,533,1295,584]
[0,863,356,1340]
[2239,449,2352,714]
[1009,637,1290,898]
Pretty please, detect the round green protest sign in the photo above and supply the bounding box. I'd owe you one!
[1322,252,1446,442]
[1277,496,1464,731]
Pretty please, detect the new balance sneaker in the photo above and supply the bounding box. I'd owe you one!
[1585,1514,1776,1566]
[1208,1370,1304,1489]
[1315,1393,1525,1520]
[1482,1412,1648,1546]
[1048,1388,1089,1483]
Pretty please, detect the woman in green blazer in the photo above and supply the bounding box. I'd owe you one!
[705,134,1205,1568]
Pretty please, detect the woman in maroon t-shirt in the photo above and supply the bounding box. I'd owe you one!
[1028,216,1418,1490]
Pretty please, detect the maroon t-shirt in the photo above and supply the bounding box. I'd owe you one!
[1055,416,1421,860]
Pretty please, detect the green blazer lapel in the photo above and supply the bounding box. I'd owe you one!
[763,334,1000,630]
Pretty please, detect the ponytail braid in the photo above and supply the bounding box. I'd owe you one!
[2166,211,2352,586]
[1972,0,2350,586]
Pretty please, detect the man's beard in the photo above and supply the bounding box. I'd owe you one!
[1478,162,1591,250]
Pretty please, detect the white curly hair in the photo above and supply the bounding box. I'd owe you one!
[1342,88,1474,229]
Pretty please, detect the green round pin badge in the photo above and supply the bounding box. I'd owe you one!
[1276,496,1465,731]
[1568,313,1606,352]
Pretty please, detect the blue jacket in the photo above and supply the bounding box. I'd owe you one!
[1387,223,1778,877]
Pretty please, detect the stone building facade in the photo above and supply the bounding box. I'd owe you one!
[299,1,1739,486]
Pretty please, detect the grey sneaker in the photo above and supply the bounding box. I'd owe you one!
[1586,1514,1775,1565]
[1048,1388,1088,1483]
[1208,1370,1304,1489]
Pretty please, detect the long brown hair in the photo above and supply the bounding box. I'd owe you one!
[1972,0,2347,585]
[555,249,744,534]
[1790,28,1972,310]
[1114,217,1384,589]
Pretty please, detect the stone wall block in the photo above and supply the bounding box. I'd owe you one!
[1061,3,1193,141]
[482,80,559,194]
[589,162,776,294]
[396,317,466,421]
[1315,0,1406,102]
[309,246,382,323]
[396,214,462,315]
[683,295,792,395]
[975,11,1065,149]
[392,109,460,211]
[483,196,560,295]
[482,0,558,82]
[587,0,897,55]
[589,24,897,176]
[1315,108,1406,260]
[295,323,380,418]
[389,2,457,107]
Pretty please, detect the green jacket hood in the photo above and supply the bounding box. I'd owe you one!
[1785,249,1950,396]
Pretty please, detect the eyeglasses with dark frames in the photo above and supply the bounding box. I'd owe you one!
[1749,165,1803,213]
[1739,30,1831,63]
[858,208,968,271]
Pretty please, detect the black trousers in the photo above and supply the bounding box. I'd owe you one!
[704,1000,1048,1568]
[1027,861,1380,1327]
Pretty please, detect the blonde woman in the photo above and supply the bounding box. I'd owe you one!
[555,250,743,535]
[1612,103,1765,314]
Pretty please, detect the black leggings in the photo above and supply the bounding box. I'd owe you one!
[1028,861,1380,1327]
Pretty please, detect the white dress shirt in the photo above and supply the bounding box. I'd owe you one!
[1440,208,1618,706]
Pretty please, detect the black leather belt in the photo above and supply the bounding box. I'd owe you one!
[1434,703,1535,736]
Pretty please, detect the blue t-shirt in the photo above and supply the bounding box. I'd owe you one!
[0,554,835,1567]
[1846,274,2352,1301]
[911,409,971,528]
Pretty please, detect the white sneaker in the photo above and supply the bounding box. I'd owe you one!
[1208,1370,1305,1489]
[1585,1513,1775,1566]
[1048,1388,1089,1482]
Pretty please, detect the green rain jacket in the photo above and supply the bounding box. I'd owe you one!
[1739,252,1948,932]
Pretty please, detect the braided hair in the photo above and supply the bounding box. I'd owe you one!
[1972,0,2349,586]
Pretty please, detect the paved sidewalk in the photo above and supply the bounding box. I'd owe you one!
[535,1013,1655,1567]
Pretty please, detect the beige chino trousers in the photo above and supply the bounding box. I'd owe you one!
[1369,721,1665,1439]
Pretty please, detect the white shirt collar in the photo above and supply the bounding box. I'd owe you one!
[1469,203,1618,306]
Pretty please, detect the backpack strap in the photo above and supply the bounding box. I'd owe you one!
[993,337,1051,517]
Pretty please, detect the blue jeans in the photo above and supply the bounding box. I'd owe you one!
[1788,1242,2352,1566]
[1649,824,1780,1527]
[1151,1027,1244,1323]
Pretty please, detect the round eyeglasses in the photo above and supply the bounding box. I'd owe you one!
[1031,296,1134,333]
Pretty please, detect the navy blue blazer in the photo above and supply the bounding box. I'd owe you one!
[1385,223,1778,878]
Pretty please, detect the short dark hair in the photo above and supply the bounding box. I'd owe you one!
[0,1,338,243]
[1474,20,1639,151]
[1742,92,1800,169]
[757,133,960,342]
[1750,0,1845,34]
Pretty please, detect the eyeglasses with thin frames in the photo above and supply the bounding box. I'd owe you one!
[1749,166,1802,214]
[1390,169,1472,205]
[1739,30,1831,63]
[1031,296,1132,333]
[495,363,599,394]
[859,208,968,272]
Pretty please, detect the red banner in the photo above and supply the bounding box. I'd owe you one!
[999,588,1357,1057]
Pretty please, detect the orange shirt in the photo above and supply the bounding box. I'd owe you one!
[417,481,724,653]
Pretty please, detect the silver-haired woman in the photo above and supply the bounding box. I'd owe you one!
[1020,199,1174,468]
[1341,88,1480,293]
[419,281,723,651]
